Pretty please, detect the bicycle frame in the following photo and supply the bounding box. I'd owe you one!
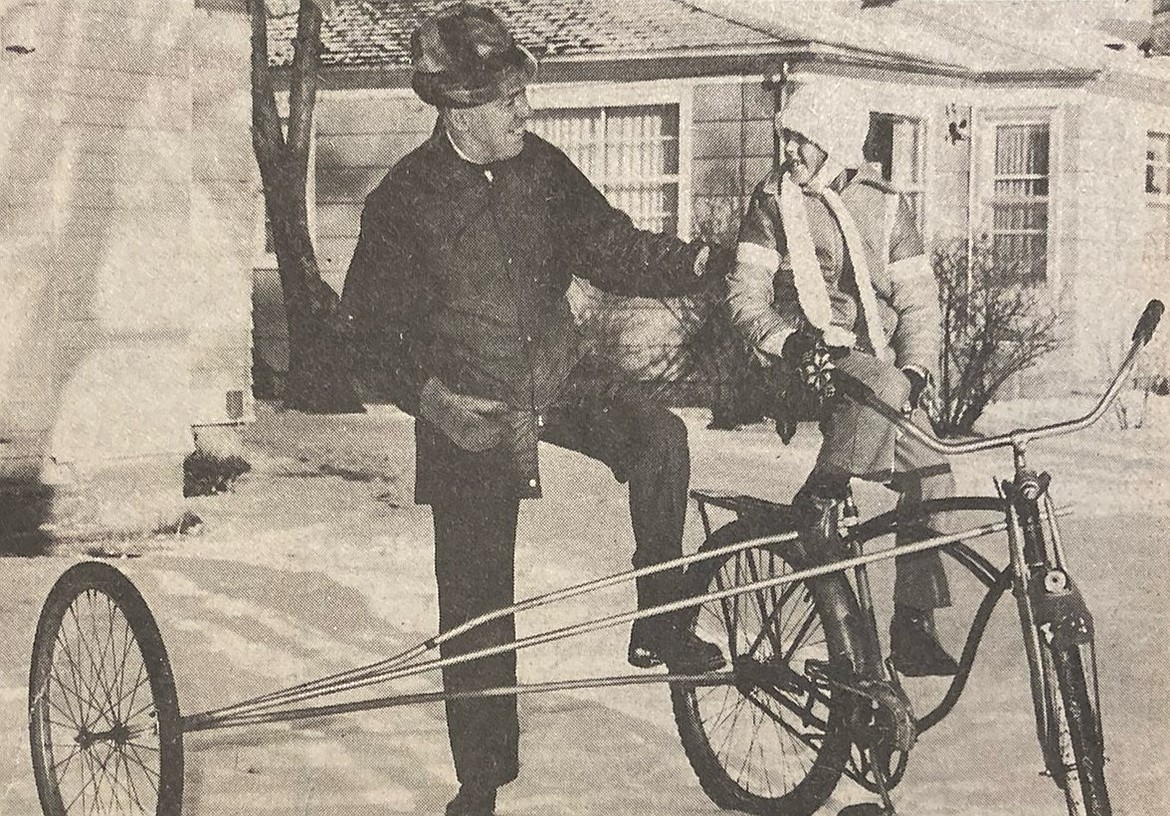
[183,301,1162,816]
[829,300,1164,815]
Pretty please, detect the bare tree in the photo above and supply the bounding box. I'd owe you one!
[250,0,362,413]
[934,236,1059,436]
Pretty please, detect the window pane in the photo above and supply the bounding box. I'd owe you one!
[996,124,1049,176]
[993,201,1047,232]
[993,233,1047,285]
[530,110,603,180]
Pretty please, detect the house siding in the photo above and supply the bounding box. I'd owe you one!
[1,0,254,536]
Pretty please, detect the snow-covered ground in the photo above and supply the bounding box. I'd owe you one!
[1,398,1167,815]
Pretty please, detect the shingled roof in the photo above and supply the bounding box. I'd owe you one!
[269,0,786,68]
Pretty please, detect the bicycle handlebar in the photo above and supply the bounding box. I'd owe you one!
[836,298,1164,456]
[1133,299,1165,347]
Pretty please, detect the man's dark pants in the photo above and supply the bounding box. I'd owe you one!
[430,368,689,789]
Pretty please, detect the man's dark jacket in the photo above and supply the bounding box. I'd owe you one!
[341,130,709,503]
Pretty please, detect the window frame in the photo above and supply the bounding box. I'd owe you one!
[528,80,694,240]
[1146,129,1170,266]
[868,111,929,239]
[974,106,1060,289]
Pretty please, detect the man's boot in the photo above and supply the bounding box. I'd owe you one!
[628,616,726,672]
[889,605,958,677]
[445,783,497,816]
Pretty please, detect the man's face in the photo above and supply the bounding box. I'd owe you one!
[447,86,532,163]
[781,129,827,187]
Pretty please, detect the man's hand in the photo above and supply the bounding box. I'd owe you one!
[902,367,938,416]
[418,378,510,452]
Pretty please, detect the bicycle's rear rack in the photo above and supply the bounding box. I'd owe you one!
[690,488,801,539]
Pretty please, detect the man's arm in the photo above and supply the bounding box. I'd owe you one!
[885,194,941,380]
[340,186,431,415]
[549,147,719,298]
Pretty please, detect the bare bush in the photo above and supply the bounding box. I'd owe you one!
[934,236,1060,436]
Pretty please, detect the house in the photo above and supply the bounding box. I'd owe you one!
[0,0,256,543]
[257,0,1170,405]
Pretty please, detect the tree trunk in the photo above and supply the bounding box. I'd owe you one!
[249,0,363,413]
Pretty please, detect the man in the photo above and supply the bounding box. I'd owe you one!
[726,81,959,680]
[341,5,725,815]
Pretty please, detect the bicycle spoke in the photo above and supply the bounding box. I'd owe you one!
[783,606,820,664]
[743,554,780,656]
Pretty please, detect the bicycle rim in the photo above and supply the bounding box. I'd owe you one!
[29,563,183,816]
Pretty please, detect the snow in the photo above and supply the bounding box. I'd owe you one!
[0,397,1167,815]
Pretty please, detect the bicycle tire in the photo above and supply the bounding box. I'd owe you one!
[671,520,869,816]
[1050,645,1111,816]
[29,562,184,816]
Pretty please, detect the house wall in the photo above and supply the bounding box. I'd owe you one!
[255,63,1170,406]
[190,6,256,429]
[0,0,252,539]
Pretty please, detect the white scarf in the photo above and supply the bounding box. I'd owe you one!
[777,166,890,360]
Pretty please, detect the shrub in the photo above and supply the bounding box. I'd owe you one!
[934,235,1060,436]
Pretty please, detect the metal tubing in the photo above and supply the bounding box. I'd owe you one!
[195,519,1013,725]
[837,333,1146,457]
[185,671,735,734]
[190,527,800,725]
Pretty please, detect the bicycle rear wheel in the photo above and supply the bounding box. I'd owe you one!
[671,520,866,816]
[29,562,183,816]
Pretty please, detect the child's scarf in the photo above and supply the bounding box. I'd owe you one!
[777,167,891,360]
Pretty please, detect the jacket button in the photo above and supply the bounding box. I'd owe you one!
[529,478,538,488]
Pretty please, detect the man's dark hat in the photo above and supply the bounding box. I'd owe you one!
[411,3,538,108]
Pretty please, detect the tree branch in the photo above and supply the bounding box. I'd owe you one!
[250,0,286,177]
[287,0,321,169]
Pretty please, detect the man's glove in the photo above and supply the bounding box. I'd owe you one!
[902,367,938,416]
[418,378,510,452]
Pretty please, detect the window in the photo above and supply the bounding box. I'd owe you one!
[1147,131,1170,265]
[990,122,1050,285]
[529,104,680,234]
[867,113,926,235]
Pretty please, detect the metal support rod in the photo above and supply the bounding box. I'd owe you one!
[190,518,1015,727]
[184,670,735,734]
[192,526,800,724]
[837,330,1146,456]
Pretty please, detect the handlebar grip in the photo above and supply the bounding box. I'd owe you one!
[1133,299,1165,347]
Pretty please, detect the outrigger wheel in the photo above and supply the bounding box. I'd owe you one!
[29,562,184,816]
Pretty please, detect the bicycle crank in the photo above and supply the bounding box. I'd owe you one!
[807,660,918,753]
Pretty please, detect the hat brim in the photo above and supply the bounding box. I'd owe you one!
[413,45,537,109]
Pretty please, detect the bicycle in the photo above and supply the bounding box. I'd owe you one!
[672,300,1164,816]
[26,300,1163,816]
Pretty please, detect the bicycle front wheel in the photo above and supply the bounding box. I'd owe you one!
[671,520,865,816]
[29,562,184,816]
[1050,644,1111,816]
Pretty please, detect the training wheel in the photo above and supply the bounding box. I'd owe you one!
[29,561,184,815]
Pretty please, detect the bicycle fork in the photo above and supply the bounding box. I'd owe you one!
[1004,466,1110,816]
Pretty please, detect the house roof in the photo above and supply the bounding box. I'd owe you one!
[268,0,785,68]
[701,0,1162,78]
[267,0,1169,86]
